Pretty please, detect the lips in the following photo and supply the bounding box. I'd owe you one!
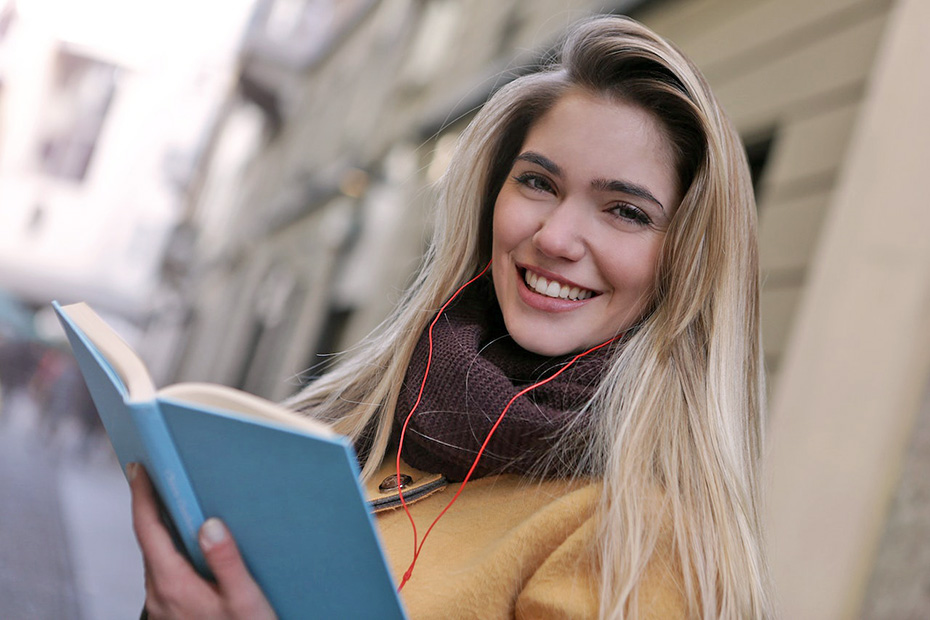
[522,268,595,301]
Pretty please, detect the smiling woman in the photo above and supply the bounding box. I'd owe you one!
[129,15,772,620]
[492,92,678,356]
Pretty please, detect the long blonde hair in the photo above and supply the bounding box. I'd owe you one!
[288,16,771,618]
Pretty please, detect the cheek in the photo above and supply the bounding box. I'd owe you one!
[491,192,532,254]
[490,197,512,290]
[601,238,663,299]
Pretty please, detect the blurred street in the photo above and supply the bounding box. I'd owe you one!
[0,395,144,620]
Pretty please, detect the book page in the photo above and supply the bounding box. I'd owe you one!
[158,382,335,438]
[59,302,157,401]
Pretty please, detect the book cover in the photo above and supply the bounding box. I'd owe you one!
[53,301,407,619]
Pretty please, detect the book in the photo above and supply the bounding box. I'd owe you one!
[53,301,407,619]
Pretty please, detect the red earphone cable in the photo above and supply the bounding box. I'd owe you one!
[394,262,492,585]
[394,261,619,591]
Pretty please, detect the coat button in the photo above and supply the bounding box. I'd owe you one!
[379,473,413,492]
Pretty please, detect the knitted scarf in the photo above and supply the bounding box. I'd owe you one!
[394,279,611,481]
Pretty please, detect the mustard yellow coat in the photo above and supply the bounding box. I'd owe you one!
[365,458,686,619]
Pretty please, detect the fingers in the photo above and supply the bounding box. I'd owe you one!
[126,463,208,618]
[128,463,211,617]
[200,518,277,618]
[127,463,199,581]
[127,463,275,618]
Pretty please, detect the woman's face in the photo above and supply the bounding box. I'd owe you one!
[491,90,680,356]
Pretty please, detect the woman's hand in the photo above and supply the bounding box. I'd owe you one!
[127,463,277,620]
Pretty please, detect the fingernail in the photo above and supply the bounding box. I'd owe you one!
[126,463,138,480]
[200,518,227,550]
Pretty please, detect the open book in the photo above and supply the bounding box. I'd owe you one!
[53,301,406,619]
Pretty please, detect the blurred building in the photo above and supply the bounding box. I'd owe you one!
[0,0,255,323]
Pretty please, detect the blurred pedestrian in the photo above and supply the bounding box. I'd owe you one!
[32,347,102,457]
[0,337,45,427]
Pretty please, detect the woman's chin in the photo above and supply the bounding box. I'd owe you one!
[506,327,592,357]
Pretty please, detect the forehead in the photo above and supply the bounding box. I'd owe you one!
[520,90,680,206]
[524,90,675,166]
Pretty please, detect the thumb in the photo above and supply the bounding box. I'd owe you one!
[199,518,275,617]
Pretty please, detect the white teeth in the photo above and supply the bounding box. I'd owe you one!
[523,270,593,301]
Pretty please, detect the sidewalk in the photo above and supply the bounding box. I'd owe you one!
[0,397,144,619]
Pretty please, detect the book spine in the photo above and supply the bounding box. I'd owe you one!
[129,400,209,576]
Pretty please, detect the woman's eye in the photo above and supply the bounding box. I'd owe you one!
[513,173,555,194]
[609,203,652,226]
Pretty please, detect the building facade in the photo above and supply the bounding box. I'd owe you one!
[0,0,254,321]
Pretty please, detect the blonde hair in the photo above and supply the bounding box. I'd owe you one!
[288,15,771,618]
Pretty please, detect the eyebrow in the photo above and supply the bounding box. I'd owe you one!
[515,151,666,212]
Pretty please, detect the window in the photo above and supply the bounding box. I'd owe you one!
[245,0,375,69]
[744,134,774,199]
[36,47,118,182]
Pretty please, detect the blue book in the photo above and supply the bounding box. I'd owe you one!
[53,301,407,619]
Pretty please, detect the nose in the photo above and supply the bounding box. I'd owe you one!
[532,202,586,261]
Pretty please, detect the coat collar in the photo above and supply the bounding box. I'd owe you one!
[365,454,448,513]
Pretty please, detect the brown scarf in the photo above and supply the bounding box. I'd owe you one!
[393,279,611,481]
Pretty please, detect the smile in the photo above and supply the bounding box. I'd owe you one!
[523,269,595,301]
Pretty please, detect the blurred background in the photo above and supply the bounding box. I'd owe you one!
[0,0,927,618]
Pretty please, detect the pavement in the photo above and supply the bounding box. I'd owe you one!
[0,393,144,619]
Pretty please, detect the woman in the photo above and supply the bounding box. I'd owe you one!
[130,15,772,618]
